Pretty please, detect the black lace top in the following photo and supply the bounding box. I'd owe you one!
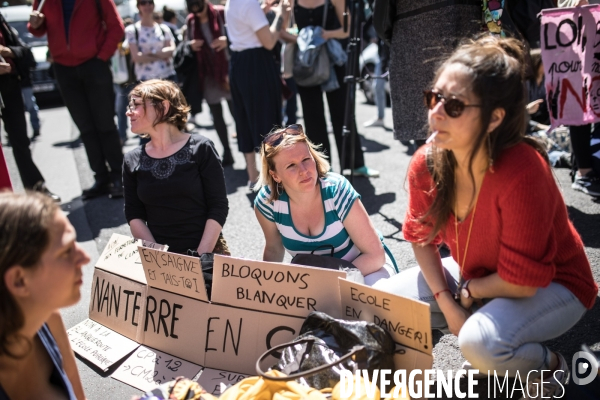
[294,1,340,31]
[123,134,228,254]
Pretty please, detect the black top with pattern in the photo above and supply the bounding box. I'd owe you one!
[294,1,340,31]
[123,134,228,254]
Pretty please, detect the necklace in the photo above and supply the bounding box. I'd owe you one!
[454,178,483,282]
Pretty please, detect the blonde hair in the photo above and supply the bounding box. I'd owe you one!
[255,127,330,202]
[129,79,191,134]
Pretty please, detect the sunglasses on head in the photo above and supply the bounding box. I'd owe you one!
[423,89,481,118]
[138,0,154,5]
[262,124,304,153]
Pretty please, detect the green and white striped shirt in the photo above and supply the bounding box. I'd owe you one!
[254,173,361,261]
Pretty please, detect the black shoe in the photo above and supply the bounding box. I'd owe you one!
[572,171,600,197]
[32,181,61,203]
[222,151,234,167]
[82,180,110,199]
[109,179,123,199]
[32,129,40,139]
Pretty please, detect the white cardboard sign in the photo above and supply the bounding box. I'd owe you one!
[67,319,139,371]
[112,346,203,392]
[139,246,209,302]
[195,368,250,396]
[211,255,345,318]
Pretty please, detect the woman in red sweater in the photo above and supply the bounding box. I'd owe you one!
[375,36,598,397]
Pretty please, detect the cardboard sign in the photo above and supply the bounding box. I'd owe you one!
[96,233,168,283]
[139,247,209,302]
[211,255,345,318]
[112,346,203,392]
[88,268,147,343]
[142,287,209,365]
[338,278,432,356]
[67,319,139,371]
[393,343,433,372]
[540,5,600,125]
[195,368,250,395]
[203,303,305,375]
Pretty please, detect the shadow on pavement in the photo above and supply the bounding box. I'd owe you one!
[224,167,249,195]
[83,197,128,239]
[567,206,600,248]
[53,137,83,149]
[360,135,390,153]
[352,177,396,216]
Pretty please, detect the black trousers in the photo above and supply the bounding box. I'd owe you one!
[296,64,365,170]
[569,124,593,170]
[0,74,44,188]
[54,58,123,182]
[208,101,233,157]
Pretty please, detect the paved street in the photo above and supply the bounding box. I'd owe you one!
[2,90,600,399]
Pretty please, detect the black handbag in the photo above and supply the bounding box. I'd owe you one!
[256,311,395,390]
[291,245,356,271]
[372,0,396,46]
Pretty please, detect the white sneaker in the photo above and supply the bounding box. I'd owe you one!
[363,118,384,128]
[520,352,569,399]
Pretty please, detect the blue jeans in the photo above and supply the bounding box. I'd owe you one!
[114,83,131,143]
[374,258,587,377]
[373,60,386,120]
[21,86,40,131]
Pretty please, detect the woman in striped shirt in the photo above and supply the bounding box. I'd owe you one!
[254,124,396,285]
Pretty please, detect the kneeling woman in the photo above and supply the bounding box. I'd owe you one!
[123,80,229,255]
[254,125,396,286]
[0,192,90,399]
[375,36,597,395]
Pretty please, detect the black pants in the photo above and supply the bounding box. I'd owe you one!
[296,64,365,170]
[569,124,593,170]
[54,58,123,183]
[208,100,233,157]
[0,75,44,188]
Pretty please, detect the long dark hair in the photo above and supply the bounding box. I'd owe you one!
[419,36,548,244]
[0,192,59,358]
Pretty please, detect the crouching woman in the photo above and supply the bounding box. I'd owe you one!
[374,36,598,397]
[254,124,396,286]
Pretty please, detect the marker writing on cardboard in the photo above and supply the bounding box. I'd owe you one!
[91,276,143,326]
[222,263,309,289]
[236,288,317,311]
[140,248,200,274]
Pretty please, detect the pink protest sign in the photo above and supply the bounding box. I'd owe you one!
[541,5,600,126]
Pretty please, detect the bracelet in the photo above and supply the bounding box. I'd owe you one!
[434,289,451,300]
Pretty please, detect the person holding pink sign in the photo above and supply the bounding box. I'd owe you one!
[374,36,597,397]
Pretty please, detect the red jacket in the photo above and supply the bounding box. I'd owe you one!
[28,0,124,66]
[0,143,12,191]
[404,143,598,309]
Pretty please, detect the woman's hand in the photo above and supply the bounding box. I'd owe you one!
[321,30,332,41]
[29,11,45,29]
[0,63,11,75]
[0,45,13,58]
[190,39,204,51]
[526,99,543,115]
[211,36,228,52]
[440,298,472,336]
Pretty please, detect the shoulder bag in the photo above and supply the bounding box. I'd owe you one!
[372,0,396,46]
[292,0,331,87]
[256,311,396,390]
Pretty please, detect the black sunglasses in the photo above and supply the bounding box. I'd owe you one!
[262,124,304,153]
[423,90,481,118]
[138,0,154,5]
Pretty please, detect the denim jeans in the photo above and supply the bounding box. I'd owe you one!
[114,83,131,143]
[374,257,587,377]
[54,58,123,182]
[21,86,40,131]
[373,60,386,120]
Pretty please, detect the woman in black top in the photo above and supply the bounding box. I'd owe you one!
[281,0,378,177]
[123,79,229,254]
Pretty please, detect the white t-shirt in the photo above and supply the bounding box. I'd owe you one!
[225,0,269,51]
[125,22,176,81]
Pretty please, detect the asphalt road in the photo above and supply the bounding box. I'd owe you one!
[2,90,599,399]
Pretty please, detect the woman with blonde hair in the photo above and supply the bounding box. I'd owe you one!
[123,79,229,255]
[0,192,90,399]
[254,124,396,285]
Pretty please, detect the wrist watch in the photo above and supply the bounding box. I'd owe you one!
[460,280,472,299]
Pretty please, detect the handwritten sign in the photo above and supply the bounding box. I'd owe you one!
[541,5,600,125]
[88,268,147,342]
[112,346,202,392]
[338,278,432,355]
[67,319,139,371]
[196,368,249,395]
[142,287,209,365]
[96,233,168,283]
[211,255,345,318]
[139,247,208,302]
